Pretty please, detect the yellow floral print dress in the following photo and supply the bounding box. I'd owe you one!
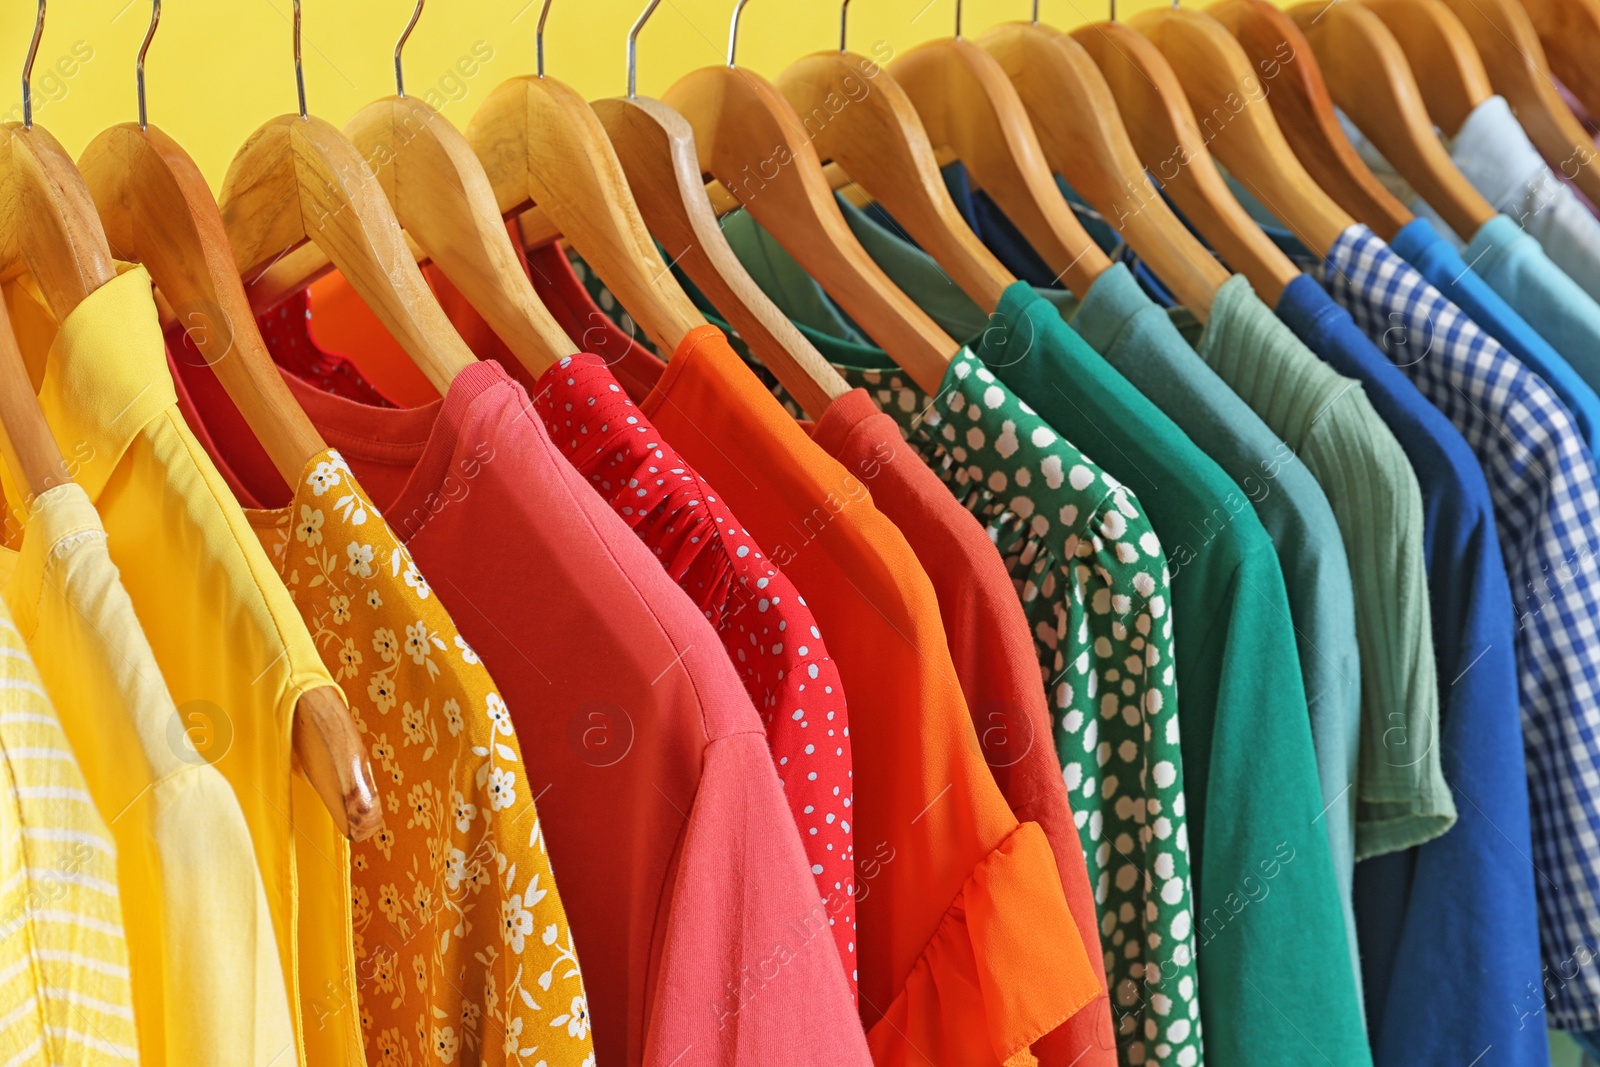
[252,451,595,1067]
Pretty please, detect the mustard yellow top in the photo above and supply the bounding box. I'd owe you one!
[251,451,595,1067]
[0,596,140,1066]
[1,267,362,1067]
[0,481,295,1066]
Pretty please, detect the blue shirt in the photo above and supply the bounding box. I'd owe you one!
[1390,216,1600,454]
[1320,225,1600,1032]
[1277,273,1547,1066]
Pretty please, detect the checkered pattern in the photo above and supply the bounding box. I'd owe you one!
[1320,224,1600,1029]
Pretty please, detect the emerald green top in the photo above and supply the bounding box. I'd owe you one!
[698,212,1373,1067]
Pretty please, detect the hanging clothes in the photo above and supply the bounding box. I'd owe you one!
[239,451,594,1067]
[0,482,293,1066]
[0,595,140,1066]
[1317,225,1600,1034]
[0,266,362,1067]
[707,211,1373,1067]
[171,331,868,1066]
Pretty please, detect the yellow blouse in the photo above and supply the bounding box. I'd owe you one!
[0,597,139,1066]
[251,451,596,1067]
[1,268,362,1067]
[0,482,295,1066]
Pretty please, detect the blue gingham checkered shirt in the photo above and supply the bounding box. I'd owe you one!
[1320,224,1600,1029]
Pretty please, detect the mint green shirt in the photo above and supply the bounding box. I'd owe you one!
[709,212,1372,1067]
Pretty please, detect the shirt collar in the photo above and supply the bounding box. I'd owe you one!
[21,266,176,505]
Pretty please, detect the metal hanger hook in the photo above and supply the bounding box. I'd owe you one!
[136,0,160,130]
[21,0,44,129]
[394,0,423,97]
[293,0,307,118]
[727,0,751,67]
[955,0,963,39]
[628,0,662,98]
[1031,0,1040,24]
[536,0,552,78]
[840,0,851,52]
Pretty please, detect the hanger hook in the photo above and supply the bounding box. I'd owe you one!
[21,0,44,129]
[727,0,750,67]
[628,0,662,98]
[536,0,552,78]
[840,0,851,52]
[136,0,160,130]
[955,0,963,39]
[292,0,307,118]
[394,0,423,98]
[1031,0,1039,24]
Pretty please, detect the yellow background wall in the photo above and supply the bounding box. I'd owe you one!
[0,0,1182,189]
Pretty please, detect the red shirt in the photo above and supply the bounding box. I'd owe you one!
[812,389,1116,1067]
[167,350,870,1067]
[532,352,858,995]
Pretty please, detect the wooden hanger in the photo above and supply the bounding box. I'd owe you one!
[888,6,1111,296]
[774,2,1015,313]
[1071,18,1301,304]
[1520,0,1600,126]
[217,1,473,395]
[78,2,380,842]
[343,1,571,381]
[1360,0,1492,137]
[662,1,956,395]
[1207,0,1413,238]
[466,1,703,357]
[591,1,849,420]
[1290,2,1495,241]
[982,15,1228,317]
[0,293,65,503]
[1430,0,1600,208]
[1131,6,1354,257]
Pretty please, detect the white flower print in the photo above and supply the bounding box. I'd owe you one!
[308,460,343,496]
[403,559,432,600]
[455,634,479,664]
[487,767,517,811]
[405,621,435,666]
[443,698,464,737]
[296,505,324,546]
[329,594,352,625]
[347,541,376,578]
[368,671,398,714]
[373,627,400,663]
[501,895,535,953]
[445,848,469,893]
[366,588,383,609]
[486,693,514,737]
[451,789,478,833]
[550,995,590,1041]
[431,1024,458,1063]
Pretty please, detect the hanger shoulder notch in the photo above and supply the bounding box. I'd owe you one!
[889,36,1112,296]
[1207,0,1413,237]
[776,49,1014,312]
[1290,1,1495,240]
[593,94,849,420]
[467,75,704,355]
[665,64,954,395]
[347,95,573,377]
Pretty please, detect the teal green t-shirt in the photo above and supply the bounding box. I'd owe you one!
[704,212,1371,1066]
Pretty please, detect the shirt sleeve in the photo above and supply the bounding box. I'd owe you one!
[645,731,872,1066]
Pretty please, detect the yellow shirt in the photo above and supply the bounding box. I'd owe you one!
[2,267,362,1067]
[253,452,596,1067]
[1,481,295,1066]
[0,597,140,1065]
